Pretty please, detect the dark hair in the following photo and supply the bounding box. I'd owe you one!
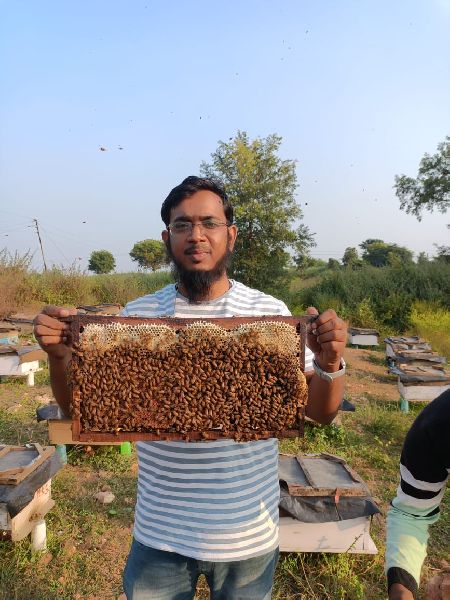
[161,176,234,226]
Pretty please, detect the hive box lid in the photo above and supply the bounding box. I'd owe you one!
[0,344,47,364]
[279,453,369,497]
[0,444,55,485]
[348,327,379,336]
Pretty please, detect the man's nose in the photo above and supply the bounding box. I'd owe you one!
[187,223,206,240]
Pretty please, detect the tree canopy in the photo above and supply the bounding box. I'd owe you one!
[88,250,115,274]
[129,239,168,271]
[395,136,450,220]
[359,239,413,267]
[200,131,315,292]
[342,247,361,269]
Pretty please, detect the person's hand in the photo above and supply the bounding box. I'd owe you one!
[33,305,77,360]
[388,583,414,600]
[306,307,347,372]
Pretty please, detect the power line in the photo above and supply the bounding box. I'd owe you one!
[32,218,48,271]
[39,225,73,265]
[0,225,32,236]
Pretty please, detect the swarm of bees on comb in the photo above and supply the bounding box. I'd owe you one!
[68,321,308,442]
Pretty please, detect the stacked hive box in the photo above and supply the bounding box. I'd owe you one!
[385,336,450,403]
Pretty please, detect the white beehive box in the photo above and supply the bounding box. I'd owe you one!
[398,380,450,402]
[390,364,450,402]
[0,345,46,386]
[0,480,54,541]
[348,327,379,347]
[279,515,377,554]
[278,454,378,554]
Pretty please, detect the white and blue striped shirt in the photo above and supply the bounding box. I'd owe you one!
[122,280,313,561]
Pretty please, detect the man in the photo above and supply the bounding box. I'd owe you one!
[34,176,347,600]
[386,388,449,600]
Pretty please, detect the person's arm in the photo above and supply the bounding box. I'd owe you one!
[33,305,77,417]
[388,583,415,600]
[386,500,440,599]
[304,307,347,424]
[385,393,449,599]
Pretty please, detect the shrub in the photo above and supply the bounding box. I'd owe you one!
[296,261,450,332]
[0,249,34,318]
[410,301,450,358]
[91,272,173,305]
[28,265,94,307]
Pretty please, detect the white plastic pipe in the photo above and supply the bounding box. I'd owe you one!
[31,518,47,552]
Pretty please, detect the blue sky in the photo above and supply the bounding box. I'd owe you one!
[1,0,449,271]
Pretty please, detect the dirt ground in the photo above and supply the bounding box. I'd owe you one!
[343,346,400,402]
[0,343,447,600]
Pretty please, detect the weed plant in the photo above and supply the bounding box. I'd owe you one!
[410,301,450,357]
[288,262,450,335]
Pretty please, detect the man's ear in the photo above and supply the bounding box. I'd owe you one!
[227,224,238,251]
[162,229,169,243]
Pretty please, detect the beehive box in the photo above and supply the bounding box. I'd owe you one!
[385,336,432,359]
[278,453,379,554]
[390,364,450,402]
[0,445,63,542]
[65,315,312,443]
[348,327,379,347]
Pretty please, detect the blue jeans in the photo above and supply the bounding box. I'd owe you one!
[123,538,279,600]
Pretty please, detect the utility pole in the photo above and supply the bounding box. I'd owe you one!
[33,218,47,271]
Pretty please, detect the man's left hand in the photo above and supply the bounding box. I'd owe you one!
[306,307,347,372]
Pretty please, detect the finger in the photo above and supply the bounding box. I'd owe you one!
[34,314,68,331]
[306,307,320,335]
[313,309,337,325]
[315,330,347,345]
[315,318,346,336]
[37,335,68,346]
[34,324,68,338]
[42,305,77,318]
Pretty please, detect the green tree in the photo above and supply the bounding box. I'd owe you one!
[292,224,317,273]
[130,239,168,271]
[200,131,315,292]
[88,250,115,274]
[433,244,450,263]
[359,239,413,267]
[328,258,340,270]
[416,251,429,265]
[342,247,361,269]
[395,136,450,220]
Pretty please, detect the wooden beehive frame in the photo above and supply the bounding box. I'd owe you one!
[64,314,314,442]
[0,444,55,485]
[279,453,369,497]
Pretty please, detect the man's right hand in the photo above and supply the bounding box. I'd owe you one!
[388,583,415,600]
[33,305,77,360]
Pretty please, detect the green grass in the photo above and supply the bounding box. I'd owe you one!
[0,368,448,599]
[410,301,450,358]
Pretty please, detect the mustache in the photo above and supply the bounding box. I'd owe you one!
[184,246,210,255]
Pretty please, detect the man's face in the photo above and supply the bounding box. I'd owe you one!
[161,190,237,274]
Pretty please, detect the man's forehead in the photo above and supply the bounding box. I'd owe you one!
[170,190,225,218]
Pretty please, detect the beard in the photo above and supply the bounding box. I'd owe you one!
[166,240,232,303]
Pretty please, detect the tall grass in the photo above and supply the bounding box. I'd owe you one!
[0,249,173,316]
[0,249,34,317]
[288,262,450,334]
[90,271,173,305]
[410,301,450,358]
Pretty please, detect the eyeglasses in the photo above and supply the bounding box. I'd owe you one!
[167,219,230,235]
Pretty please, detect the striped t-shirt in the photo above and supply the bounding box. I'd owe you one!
[122,280,314,561]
